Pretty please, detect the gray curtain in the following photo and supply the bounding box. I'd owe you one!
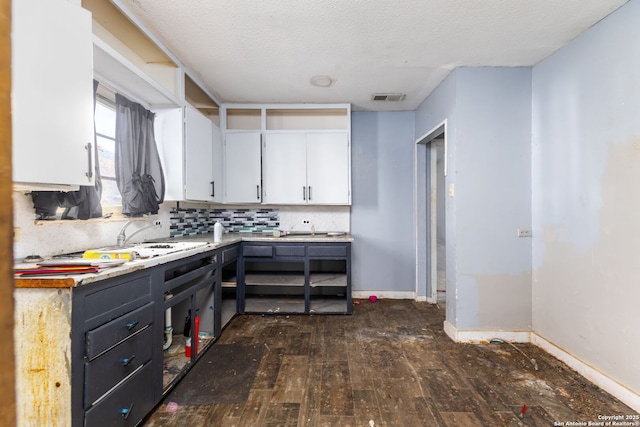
[115,94,165,216]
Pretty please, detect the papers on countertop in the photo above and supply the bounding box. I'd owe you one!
[15,258,127,276]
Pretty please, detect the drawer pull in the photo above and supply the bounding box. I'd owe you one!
[126,320,138,330]
[120,403,134,420]
[120,355,136,367]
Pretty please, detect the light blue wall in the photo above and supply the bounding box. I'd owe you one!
[414,71,458,320]
[351,111,416,294]
[454,67,532,330]
[415,67,532,331]
[532,0,640,394]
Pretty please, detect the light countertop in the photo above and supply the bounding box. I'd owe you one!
[15,233,353,288]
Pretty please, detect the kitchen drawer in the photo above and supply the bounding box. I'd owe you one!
[274,245,305,257]
[243,245,273,257]
[308,244,348,258]
[82,272,152,329]
[84,362,155,427]
[84,326,153,407]
[221,245,239,264]
[85,302,154,360]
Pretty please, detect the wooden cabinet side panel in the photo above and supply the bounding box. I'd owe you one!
[14,288,72,427]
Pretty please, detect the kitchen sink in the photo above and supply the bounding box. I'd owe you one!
[50,241,211,261]
[79,241,211,260]
[280,232,346,237]
[128,241,210,257]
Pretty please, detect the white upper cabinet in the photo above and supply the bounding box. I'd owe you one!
[262,134,307,204]
[153,70,221,203]
[154,108,183,201]
[263,133,350,205]
[184,74,223,202]
[224,133,262,204]
[306,133,350,204]
[222,104,351,206]
[155,106,221,203]
[12,0,95,189]
[184,106,214,202]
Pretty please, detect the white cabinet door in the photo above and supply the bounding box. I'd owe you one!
[306,133,350,205]
[224,133,262,203]
[263,133,307,204]
[184,106,214,201]
[211,124,224,203]
[12,0,94,188]
[154,108,184,201]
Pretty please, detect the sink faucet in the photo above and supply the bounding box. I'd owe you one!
[117,219,162,247]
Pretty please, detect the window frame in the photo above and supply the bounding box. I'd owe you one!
[94,94,122,212]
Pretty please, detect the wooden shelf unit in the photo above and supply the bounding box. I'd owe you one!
[238,242,351,315]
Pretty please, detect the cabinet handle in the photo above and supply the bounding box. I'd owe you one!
[85,143,93,179]
[303,186,306,201]
[210,181,215,197]
[308,186,312,201]
[121,355,136,367]
[120,403,134,420]
[126,320,138,330]
[256,185,260,200]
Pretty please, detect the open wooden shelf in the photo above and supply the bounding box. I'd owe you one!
[226,108,262,130]
[185,73,219,125]
[244,272,305,286]
[309,273,347,287]
[266,108,349,130]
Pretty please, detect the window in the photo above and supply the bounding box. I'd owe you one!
[94,100,121,209]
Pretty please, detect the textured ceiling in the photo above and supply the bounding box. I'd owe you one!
[119,0,627,111]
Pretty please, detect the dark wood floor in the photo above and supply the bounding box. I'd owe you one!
[143,300,635,426]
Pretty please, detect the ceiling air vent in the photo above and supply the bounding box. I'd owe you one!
[371,93,406,102]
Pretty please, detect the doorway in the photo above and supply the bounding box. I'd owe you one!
[430,137,446,303]
[415,122,446,305]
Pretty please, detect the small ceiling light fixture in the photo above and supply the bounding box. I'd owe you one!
[310,75,334,87]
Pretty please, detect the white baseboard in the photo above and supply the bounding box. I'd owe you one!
[531,334,640,413]
[442,321,531,343]
[352,290,417,300]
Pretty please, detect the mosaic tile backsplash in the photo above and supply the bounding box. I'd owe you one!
[169,207,279,237]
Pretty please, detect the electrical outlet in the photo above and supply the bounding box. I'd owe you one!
[13,227,20,242]
[517,228,532,238]
[303,220,310,224]
[448,184,455,197]
[154,220,162,227]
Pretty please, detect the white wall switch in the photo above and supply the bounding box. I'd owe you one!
[448,184,455,197]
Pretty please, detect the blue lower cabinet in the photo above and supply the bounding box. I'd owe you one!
[239,241,351,315]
